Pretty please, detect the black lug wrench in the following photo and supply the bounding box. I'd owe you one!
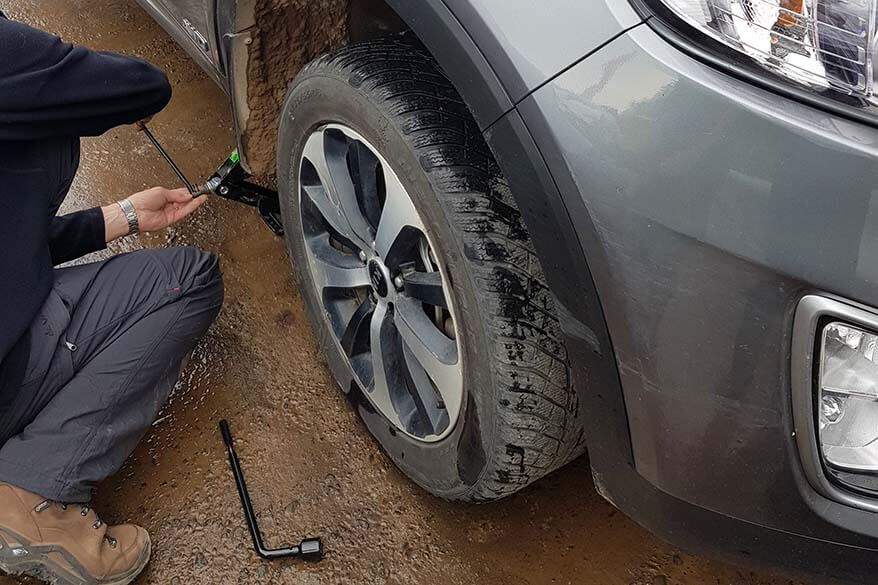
[219,420,324,561]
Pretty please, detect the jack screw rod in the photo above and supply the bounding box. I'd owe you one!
[219,420,324,561]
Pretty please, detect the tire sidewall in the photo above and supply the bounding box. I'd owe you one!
[277,71,498,499]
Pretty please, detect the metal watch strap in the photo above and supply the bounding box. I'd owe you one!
[117,198,139,236]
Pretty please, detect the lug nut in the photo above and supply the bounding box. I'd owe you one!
[358,250,367,263]
[393,275,404,290]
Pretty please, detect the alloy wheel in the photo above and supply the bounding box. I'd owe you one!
[297,124,463,442]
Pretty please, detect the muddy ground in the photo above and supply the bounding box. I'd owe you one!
[0,2,825,584]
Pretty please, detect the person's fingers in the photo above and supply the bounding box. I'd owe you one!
[190,194,208,209]
[166,187,193,203]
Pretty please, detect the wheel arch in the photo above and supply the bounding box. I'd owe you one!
[483,111,633,478]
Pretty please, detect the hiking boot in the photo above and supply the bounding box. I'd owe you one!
[0,482,150,585]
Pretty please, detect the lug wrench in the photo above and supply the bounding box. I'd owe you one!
[219,420,324,561]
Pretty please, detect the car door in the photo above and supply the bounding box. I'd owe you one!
[137,0,223,82]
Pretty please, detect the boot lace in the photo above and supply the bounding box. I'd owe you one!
[34,500,117,548]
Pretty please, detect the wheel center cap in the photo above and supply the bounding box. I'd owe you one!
[368,260,389,298]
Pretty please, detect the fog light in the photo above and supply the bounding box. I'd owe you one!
[819,322,878,472]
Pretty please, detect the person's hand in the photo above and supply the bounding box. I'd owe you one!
[128,187,206,232]
[134,117,153,130]
[102,187,206,242]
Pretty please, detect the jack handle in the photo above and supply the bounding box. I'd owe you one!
[137,122,198,195]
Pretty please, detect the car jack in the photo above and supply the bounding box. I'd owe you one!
[199,151,284,236]
[139,123,283,236]
[219,420,324,561]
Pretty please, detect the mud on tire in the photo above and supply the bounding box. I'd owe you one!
[277,36,585,501]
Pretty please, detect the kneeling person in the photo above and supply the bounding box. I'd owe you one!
[0,12,223,585]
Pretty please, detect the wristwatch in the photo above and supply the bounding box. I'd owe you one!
[117,199,139,236]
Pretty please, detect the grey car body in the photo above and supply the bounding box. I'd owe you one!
[137,0,878,581]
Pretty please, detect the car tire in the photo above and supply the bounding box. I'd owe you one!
[277,36,585,501]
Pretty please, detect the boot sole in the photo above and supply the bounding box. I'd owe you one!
[0,527,151,585]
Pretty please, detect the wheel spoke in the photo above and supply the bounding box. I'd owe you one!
[301,133,352,241]
[308,238,370,291]
[301,129,372,251]
[394,296,461,417]
[301,184,353,243]
[402,271,447,308]
[324,130,376,248]
[350,142,382,229]
[374,169,424,260]
[317,261,370,290]
[340,298,373,356]
[401,341,450,436]
[368,302,403,428]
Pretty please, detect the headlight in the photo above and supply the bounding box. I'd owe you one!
[658,0,878,103]
[819,321,878,472]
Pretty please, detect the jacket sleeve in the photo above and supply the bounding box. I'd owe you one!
[0,16,172,140]
[48,208,107,265]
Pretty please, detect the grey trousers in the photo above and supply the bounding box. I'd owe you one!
[0,247,223,502]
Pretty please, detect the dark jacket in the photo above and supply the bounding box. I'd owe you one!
[0,13,172,375]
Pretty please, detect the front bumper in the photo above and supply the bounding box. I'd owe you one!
[511,17,878,583]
